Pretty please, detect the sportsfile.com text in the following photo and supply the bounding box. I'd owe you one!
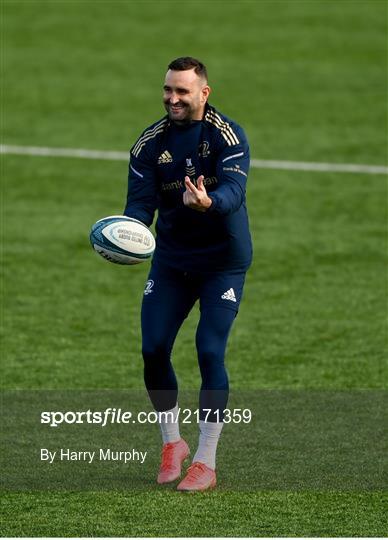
[40,407,253,427]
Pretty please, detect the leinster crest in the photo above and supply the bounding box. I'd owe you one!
[198,141,210,157]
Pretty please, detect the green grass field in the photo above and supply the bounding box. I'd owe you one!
[1,0,387,536]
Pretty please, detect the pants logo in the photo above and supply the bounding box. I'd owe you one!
[221,288,236,302]
[144,280,154,295]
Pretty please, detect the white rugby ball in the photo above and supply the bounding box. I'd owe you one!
[90,215,155,265]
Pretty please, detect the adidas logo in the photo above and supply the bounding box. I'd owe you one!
[221,288,237,302]
[158,150,173,164]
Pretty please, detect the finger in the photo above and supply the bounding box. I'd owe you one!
[185,176,198,194]
[196,175,205,190]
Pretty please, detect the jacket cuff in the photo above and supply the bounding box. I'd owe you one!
[207,193,219,213]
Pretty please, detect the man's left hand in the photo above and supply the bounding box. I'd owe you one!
[183,175,212,212]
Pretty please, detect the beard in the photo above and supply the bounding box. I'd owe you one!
[164,101,194,124]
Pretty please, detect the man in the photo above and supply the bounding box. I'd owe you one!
[124,57,252,491]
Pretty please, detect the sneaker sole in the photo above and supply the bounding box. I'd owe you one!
[177,477,217,492]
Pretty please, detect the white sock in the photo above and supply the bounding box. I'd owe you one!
[193,420,224,470]
[158,404,181,444]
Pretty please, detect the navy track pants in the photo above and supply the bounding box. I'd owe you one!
[141,263,246,421]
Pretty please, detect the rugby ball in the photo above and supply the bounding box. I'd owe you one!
[90,215,155,265]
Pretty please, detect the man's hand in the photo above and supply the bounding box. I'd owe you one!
[183,175,212,212]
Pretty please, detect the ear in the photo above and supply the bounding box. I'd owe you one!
[201,85,211,103]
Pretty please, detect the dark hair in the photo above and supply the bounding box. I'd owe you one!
[168,57,208,81]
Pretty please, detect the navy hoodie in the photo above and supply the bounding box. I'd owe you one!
[124,103,252,273]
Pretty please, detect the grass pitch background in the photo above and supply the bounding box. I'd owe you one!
[1,0,387,536]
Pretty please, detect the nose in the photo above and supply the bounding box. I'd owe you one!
[169,92,179,105]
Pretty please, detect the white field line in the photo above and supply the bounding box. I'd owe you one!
[1,144,387,175]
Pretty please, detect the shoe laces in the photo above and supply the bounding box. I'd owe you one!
[186,462,207,480]
[161,442,177,469]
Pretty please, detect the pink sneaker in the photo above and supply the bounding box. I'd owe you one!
[177,461,216,491]
[157,439,190,484]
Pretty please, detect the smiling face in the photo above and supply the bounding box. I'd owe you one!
[163,68,211,124]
